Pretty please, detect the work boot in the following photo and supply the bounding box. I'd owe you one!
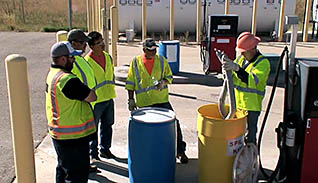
[177,153,188,164]
[89,164,98,173]
[91,155,100,161]
[100,149,116,159]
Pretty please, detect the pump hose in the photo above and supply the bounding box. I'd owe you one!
[257,46,289,182]
[215,49,236,119]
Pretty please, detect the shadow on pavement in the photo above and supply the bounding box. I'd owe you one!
[89,172,117,183]
[93,161,129,178]
[88,159,199,183]
[173,71,223,87]
[175,159,198,183]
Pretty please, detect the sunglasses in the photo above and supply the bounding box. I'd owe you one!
[146,48,156,52]
[75,40,86,45]
[63,55,74,59]
[94,39,104,46]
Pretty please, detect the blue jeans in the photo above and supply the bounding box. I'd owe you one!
[246,111,261,144]
[90,99,115,157]
[52,138,90,183]
[147,102,187,154]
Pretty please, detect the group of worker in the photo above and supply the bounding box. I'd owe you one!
[45,29,270,182]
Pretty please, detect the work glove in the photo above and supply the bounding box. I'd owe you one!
[155,80,167,91]
[128,98,137,111]
[222,58,240,72]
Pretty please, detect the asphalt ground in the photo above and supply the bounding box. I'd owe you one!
[1,32,318,182]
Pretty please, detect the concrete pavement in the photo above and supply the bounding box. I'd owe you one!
[28,40,318,183]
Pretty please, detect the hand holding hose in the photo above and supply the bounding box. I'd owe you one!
[222,58,240,71]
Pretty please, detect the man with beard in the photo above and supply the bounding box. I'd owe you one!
[85,31,116,160]
[46,41,97,182]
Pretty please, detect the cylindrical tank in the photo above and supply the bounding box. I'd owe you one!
[158,40,180,75]
[197,104,247,183]
[128,107,176,183]
[118,0,296,33]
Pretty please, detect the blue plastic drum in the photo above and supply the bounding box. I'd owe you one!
[158,40,180,75]
[128,107,176,183]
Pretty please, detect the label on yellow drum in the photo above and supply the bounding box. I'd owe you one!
[227,136,244,156]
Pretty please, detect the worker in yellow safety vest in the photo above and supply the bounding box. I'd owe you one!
[46,41,97,183]
[67,29,96,90]
[125,38,188,163]
[222,32,270,144]
[67,29,98,172]
[85,31,116,160]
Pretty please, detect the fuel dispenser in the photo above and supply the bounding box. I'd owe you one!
[281,58,318,183]
[201,14,238,74]
[258,16,318,183]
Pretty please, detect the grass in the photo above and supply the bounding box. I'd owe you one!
[0,0,87,32]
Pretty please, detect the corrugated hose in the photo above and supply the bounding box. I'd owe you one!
[215,48,236,120]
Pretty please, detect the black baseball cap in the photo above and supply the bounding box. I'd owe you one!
[143,38,158,50]
[67,29,90,42]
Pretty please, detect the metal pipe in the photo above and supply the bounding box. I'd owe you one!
[111,4,118,66]
[224,0,229,15]
[86,0,91,32]
[68,0,72,30]
[5,54,35,183]
[288,18,298,110]
[142,0,147,41]
[102,8,109,52]
[196,0,201,43]
[170,0,174,40]
[251,0,258,35]
[98,0,101,32]
[93,0,98,31]
[278,0,286,42]
[303,0,312,42]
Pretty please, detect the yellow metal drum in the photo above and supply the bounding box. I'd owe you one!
[197,104,247,183]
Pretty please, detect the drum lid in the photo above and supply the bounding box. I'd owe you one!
[131,107,176,123]
[232,143,259,183]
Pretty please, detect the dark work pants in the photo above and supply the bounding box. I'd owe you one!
[147,102,187,154]
[246,111,261,144]
[52,138,90,183]
[90,99,115,157]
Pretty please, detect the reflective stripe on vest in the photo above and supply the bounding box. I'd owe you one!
[133,56,168,94]
[50,71,65,126]
[234,56,267,95]
[47,69,96,139]
[233,85,265,96]
[74,61,87,86]
[49,118,95,134]
[93,80,115,90]
[126,80,135,86]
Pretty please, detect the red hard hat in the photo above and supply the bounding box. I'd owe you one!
[236,32,261,53]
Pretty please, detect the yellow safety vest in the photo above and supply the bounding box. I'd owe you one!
[125,54,173,107]
[233,55,270,111]
[71,55,96,90]
[45,67,96,140]
[85,52,116,106]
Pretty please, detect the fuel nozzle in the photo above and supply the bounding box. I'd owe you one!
[214,48,232,64]
[214,48,223,61]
